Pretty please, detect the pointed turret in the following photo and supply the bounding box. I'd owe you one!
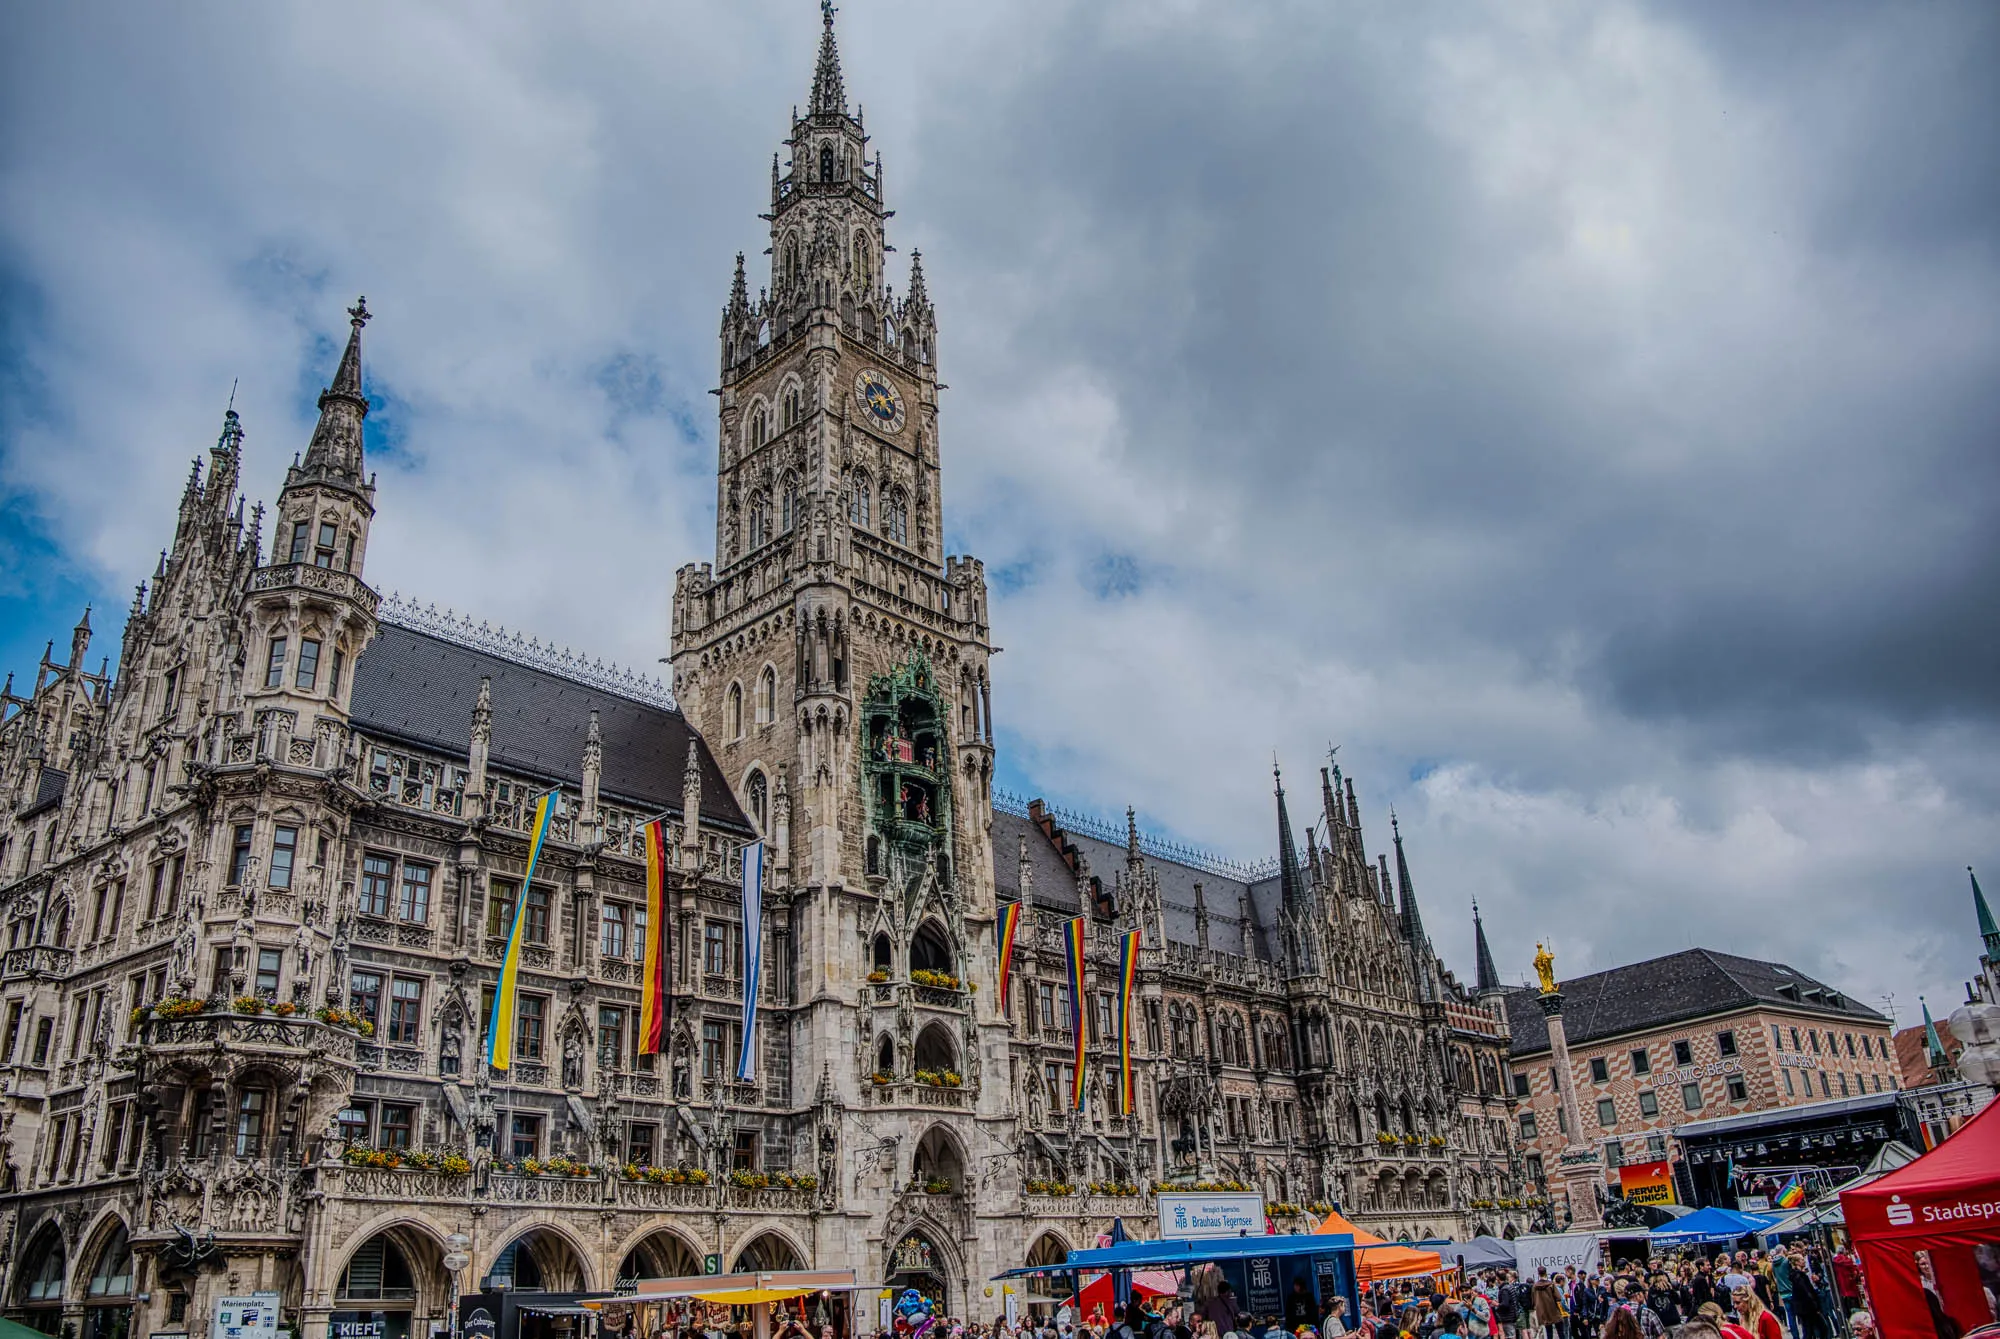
[466,676,493,814]
[907,249,929,307]
[69,607,92,669]
[1392,811,1425,943]
[809,0,846,117]
[1973,866,2000,960]
[1473,900,1502,995]
[299,297,371,486]
[1921,996,1950,1073]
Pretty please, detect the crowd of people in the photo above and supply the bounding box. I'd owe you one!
[936,1242,1878,1339]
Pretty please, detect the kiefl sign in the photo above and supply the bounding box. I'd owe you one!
[1158,1191,1267,1240]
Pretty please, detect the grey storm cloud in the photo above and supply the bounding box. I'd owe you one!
[3,0,1997,1022]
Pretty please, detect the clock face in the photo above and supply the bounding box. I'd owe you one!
[854,369,907,433]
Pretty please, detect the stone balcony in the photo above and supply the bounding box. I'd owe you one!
[141,1010,362,1065]
[0,944,73,982]
[250,561,380,617]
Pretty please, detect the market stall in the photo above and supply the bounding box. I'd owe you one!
[1310,1210,1443,1284]
[1840,1092,2000,1339]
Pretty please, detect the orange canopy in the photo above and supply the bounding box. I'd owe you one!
[1313,1209,1445,1284]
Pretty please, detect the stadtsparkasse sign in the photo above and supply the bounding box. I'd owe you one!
[1158,1191,1267,1240]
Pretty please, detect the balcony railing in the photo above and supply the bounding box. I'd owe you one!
[251,562,380,615]
[1,945,74,981]
[141,1010,362,1063]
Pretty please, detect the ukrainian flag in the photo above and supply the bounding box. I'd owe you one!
[488,789,559,1071]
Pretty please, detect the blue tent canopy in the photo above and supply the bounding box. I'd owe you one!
[1648,1206,1781,1243]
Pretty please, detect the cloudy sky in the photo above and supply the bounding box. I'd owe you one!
[4,2,1997,1023]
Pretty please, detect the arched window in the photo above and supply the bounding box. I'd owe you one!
[85,1224,133,1298]
[19,1227,64,1303]
[872,933,893,972]
[849,476,871,528]
[780,473,799,533]
[875,1034,895,1075]
[865,834,881,876]
[783,240,800,290]
[913,1022,957,1074]
[884,489,909,546]
[910,922,954,976]
[756,667,776,724]
[820,142,836,182]
[748,491,771,549]
[854,233,872,287]
[747,770,768,832]
[727,683,744,740]
[340,1235,417,1300]
[749,406,768,450]
[783,386,803,428]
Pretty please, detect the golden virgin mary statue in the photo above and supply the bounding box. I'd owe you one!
[1533,942,1558,995]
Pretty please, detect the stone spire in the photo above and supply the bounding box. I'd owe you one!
[1974,866,2000,960]
[300,297,371,486]
[907,249,929,307]
[580,708,602,829]
[679,739,704,872]
[1193,880,1210,951]
[467,676,493,812]
[1473,899,1502,995]
[1274,763,1305,910]
[809,0,846,117]
[1392,811,1425,943]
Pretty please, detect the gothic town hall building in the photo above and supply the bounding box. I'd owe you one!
[0,14,1532,1339]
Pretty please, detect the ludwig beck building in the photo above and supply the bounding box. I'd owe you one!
[0,13,1532,1339]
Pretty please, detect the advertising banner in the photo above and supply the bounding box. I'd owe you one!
[1245,1257,1282,1316]
[1514,1233,1601,1279]
[1158,1191,1267,1240]
[1620,1160,1676,1206]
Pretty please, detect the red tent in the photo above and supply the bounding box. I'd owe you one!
[1840,1092,2000,1338]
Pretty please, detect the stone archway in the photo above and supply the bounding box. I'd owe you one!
[884,1227,957,1318]
[484,1225,591,1293]
[732,1231,807,1273]
[618,1229,703,1286]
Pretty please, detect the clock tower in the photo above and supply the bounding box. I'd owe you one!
[670,0,1001,1199]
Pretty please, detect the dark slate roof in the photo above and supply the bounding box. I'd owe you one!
[1503,948,1887,1057]
[19,767,66,819]
[350,623,747,830]
[990,807,1282,960]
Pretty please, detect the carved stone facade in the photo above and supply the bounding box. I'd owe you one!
[0,12,1533,1339]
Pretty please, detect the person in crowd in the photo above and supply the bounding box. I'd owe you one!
[1320,1298,1351,1338]
[1530,1269,1567,1339]
[1845,1310,1876,1339]
[1726,1286,1780,1339]
[1598,1312,1642,1339]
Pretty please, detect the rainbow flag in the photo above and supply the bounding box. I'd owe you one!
[1063,916,1087,1110]
[638,817,671,1054]
[997,900,1023,1014]
[737,840,765,1082]
[487,789,558,1071]
[1775,1175,1805,1209]
[1116,928,1140,1114]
